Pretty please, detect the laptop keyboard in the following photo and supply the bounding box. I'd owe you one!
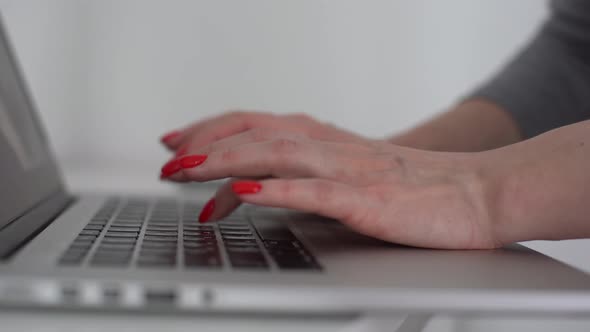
[58,198,321,271]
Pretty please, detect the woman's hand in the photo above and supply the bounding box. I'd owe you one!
[159,126,500,250]
[160,110,373,156]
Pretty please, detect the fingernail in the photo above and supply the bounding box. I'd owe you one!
[160,159,182,178]
[232,181,262,195]
[175,146,188,157]
[179,155,208,169]
[161,130,181,143]
[198,198,216,223]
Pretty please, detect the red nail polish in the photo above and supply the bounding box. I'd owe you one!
[161,130,181,143]
[175,146,188,157]
[232,181,262,195]
[179,155,207,169]
[160,159,182,178]
[198,198,216,223]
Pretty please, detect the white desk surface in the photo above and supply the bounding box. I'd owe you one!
[2,164,589,332]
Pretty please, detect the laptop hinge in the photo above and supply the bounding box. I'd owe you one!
[0,189,74,260]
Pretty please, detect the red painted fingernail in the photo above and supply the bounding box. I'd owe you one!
[179,155,208,169]
[160,159,182,178]
[161,130,181,143]
[175,146,188,157]
[232,181,262,195]
[198,198,216,223]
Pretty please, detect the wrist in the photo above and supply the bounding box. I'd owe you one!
[478,132,588,246]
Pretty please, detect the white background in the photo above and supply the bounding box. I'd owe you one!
[1,0,589,330]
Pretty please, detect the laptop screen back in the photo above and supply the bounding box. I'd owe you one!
[0,16,64,229]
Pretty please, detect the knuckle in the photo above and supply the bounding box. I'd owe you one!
[271,138,301,155]
[219,147,240,163]
[249,127,275,141]
[199,144,214,155]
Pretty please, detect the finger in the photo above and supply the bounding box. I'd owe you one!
[197,179,243,223]
[160,130,184,149]
[229,178,367,227]
[162,139,393,183]
[185,128,302,156]
[179,138,325,182]
[161,111,276,151]
[161,129,292,181]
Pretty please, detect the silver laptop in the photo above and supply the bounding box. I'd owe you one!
[1,16,590,316]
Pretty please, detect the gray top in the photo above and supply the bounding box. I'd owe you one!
[469,0,590,138]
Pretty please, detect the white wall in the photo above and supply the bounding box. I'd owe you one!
[1,0,547,168]
[5,1,590,330]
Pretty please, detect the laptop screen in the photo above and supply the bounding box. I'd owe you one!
[0,16,64,229]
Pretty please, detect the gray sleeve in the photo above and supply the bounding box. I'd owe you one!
[468,0,590,139]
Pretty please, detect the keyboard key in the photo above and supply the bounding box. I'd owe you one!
[84,224,105,230]
[112,220,143,226]
[184,246,217,254]
[183,230,215,236]
[142,241,177,249]
[221,235,256,240]
[143,237,177,243]
[183,235,216,241]
[223,239,257,246]
[102,237,137,244]
[225,242,260,250]
[226,246,262,253]
[144,231,178,237]
[90,259,129,266]
[97,243,136,250]
[108,226,141,232]
[147,222,179,227]
[183,242,216,250]
[146,226,178,231]
[251,219,295,241]
[93,249,133,257]
[138,251,175,259]
[218,225,250,231]
[105,232,138,238]
[149,217,178,222]
[220,230,253,236]
[182,225,213,231]
[140,250,177,258]
[109,225,142,230]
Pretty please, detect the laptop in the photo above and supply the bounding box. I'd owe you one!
[1,16,590,316]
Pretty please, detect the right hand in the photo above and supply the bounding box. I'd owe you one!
[160,110,374,156]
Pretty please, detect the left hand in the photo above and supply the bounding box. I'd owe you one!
[159,130,499,249]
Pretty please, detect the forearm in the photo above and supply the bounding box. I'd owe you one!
[485,120,590,244]
[390,99,522,152]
